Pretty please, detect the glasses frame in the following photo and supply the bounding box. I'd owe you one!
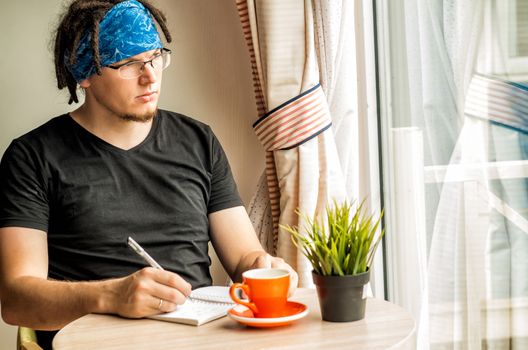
[106,48,171,79]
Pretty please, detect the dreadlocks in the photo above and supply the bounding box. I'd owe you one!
[53,0,172,104]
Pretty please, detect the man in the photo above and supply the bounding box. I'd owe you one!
[0,0,297,348]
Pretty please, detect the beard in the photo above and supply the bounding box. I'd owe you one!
[119,108,157,123]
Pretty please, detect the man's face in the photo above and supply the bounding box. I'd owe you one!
[80,49,163,122]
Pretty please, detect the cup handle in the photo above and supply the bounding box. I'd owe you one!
[229,283,258,314]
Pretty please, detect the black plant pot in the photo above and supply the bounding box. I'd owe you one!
[312,269,370,322]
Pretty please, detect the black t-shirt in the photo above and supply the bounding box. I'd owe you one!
[0,109,243,288]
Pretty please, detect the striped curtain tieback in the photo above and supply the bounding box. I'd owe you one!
[253,84,332,151]
[465,74,528,133]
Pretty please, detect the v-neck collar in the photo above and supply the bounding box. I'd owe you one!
[66,111,160,155]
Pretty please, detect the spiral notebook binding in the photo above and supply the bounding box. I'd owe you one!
[189,286,234,304]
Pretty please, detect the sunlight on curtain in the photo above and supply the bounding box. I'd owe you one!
[313,0,380,211]
[236,0,381,289]
[235,0,347,287]
[312,0,383,295]
[377,0,528,349]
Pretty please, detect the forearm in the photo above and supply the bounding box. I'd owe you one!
[208,207,298,293]
[0,228,192,330]
[1,275,120,330]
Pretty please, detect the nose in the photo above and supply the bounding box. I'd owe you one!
[139,63,158,84]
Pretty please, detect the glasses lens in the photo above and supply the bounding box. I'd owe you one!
[119,62,143,79]
[159,50,171,70]
[117,49,171,79]
[151,54,164,70]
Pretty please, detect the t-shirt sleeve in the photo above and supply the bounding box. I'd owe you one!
[207,133,244,213]
[0,140,49,231]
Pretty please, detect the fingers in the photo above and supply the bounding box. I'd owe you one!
[268,256,299,297]
[254,254,272,269]
[140,268,191,306]
[287,270,299,297]
[149,268,192,298]
[115,268,191,318]
[269,255,285,269]
[253,254,299,297]
[153,296,179,314]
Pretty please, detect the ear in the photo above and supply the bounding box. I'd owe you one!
[79,78,91,88]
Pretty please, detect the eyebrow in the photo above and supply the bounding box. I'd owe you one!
[117,49,162,65]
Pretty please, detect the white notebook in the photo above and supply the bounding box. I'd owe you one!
[148,286,234,326]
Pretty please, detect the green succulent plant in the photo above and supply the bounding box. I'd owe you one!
[281,200,384,276]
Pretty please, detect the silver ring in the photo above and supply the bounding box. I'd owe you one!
[157,298,164,310]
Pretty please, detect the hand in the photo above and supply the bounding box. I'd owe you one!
[252,254,298,297]
[107,267,192,318]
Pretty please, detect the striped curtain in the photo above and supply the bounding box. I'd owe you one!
[235,0,347,286]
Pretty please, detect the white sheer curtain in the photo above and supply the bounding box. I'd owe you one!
[380,0,528,348]
[313,0,380,207]
[312,0,383,295]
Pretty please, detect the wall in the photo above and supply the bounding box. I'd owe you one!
[0,1,262,348]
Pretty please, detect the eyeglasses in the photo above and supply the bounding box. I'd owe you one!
[107,48,171,79]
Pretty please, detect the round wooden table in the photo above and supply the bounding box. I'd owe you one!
[53,288,416,349]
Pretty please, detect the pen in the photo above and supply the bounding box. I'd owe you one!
[127,236,164,270]
[128,237,195,302]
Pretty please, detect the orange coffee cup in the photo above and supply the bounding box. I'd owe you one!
[229,268,290,318]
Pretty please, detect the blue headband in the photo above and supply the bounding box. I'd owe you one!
[67,0,163,82]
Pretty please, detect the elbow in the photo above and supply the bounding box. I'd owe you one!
[1,292,26,326]
[1,300,20,326]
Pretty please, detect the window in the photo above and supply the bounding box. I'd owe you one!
[491,0,528,77]
[375,0,528,348]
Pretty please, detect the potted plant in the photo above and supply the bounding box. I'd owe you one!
[281,199,384,322]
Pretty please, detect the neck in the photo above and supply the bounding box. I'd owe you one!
[70,103,155,151]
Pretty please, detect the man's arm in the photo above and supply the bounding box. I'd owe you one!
[209,206,298,294]
[0,227,192,330]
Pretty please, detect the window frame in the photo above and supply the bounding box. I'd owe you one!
[489,0,528,77]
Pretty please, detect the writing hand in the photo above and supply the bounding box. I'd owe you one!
[107,267,192,318]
